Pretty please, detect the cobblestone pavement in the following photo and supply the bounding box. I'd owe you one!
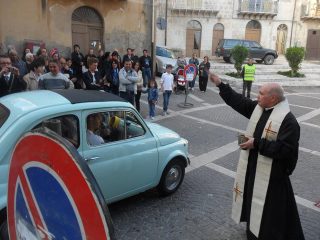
[109,80,320,240]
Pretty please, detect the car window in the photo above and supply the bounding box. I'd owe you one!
[165,49,176,59]
[250,42,262,48]
[224,39,241,47]
[0,104,10,129]
[86,110,145,147]
[243,41,251,48]
[86,111,125,146]
[156,47,166,57]
[125,111,145,139]
[33,114,80,148]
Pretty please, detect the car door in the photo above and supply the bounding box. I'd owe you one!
[81,109,159,202]
[249,41,263,59]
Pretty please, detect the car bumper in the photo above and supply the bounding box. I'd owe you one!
[187,157,191,165]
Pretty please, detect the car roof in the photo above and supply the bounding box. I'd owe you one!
[53,89,126,104]
[221,39,257,43]
[0,90,127,119]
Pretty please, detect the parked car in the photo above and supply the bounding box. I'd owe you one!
[215,39,278,65]
[0,90,189,237]
[156,45,178,75]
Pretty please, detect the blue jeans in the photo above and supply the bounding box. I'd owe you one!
[163,90,172,112]
[149,101,156,117]
[188,75,197,88]
[142,68,152,87]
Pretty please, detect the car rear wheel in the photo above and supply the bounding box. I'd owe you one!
[264,55,275,65]
[223,57,230,63]
[0,220,8,240]
[157,158,185,196]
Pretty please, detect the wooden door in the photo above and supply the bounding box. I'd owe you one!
[212,29,224,55]
[186,29,201,57]
[89,27,103,54]
[72,24,89,55]
[245,29,261,43]
[72,7,104,55]
[306,30,320,60]
[276,25,288,55]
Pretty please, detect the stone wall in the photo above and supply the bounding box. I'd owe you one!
[0,0,152,56]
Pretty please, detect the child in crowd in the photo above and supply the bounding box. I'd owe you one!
[147,79,159,120]
[160,64,174,116]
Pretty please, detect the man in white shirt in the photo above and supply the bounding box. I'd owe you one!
[160,64,174,116]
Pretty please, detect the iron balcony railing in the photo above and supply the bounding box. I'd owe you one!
[238,0,278,14]
[170,0,215,10]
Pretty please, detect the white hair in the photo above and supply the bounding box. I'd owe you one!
[268,84,285,102]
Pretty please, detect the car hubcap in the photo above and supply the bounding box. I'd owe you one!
[266,57,273,64]
[165,166,181,191]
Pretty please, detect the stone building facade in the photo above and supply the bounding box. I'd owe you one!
[155,0,320,60]
[0,0,153,57]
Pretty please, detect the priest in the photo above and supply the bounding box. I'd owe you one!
[210,73,305,240]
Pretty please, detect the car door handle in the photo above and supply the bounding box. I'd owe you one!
[85,156,101,162]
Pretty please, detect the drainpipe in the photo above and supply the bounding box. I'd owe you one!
[289,0,298,47]
[165,0,168,46]
[152,0,157,77]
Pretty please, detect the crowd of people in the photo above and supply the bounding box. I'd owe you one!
[0,44,215,119]
[0,45,165,118]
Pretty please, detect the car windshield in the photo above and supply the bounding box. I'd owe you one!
[156,47,175,59]
[166,49,175,58]
[0,104,10,129]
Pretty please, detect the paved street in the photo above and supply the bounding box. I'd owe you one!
[108,75,320,240]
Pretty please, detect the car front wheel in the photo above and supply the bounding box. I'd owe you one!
[0,220,8,240]
[264,55,275,65]
[157,159,185,196]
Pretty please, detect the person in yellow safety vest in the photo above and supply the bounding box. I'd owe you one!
[241,58,256,99]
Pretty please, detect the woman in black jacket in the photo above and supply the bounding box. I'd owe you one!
[198,56,210,92]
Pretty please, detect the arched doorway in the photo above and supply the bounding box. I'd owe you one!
[72,7,104,55]
[186,20,202,57]
[276,24,288,55]
[212,23,224,55]
[245,20,261,43]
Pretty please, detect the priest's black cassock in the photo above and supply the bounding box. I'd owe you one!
[218,83,305,240]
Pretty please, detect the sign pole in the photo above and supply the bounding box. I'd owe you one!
[178,64,195,108]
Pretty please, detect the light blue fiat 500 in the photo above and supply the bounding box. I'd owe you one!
[0,90,189,235]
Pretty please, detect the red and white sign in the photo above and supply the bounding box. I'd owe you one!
[184,64,197,81]
[7,130,113,240]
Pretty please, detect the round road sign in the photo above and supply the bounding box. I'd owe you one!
[7,128,113,240]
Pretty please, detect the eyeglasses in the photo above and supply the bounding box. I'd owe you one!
[0,62,11,65]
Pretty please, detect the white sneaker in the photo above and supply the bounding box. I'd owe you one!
[151,116,154,120]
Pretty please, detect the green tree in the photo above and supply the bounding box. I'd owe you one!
[231,45,249,76]
[285,47,305,75]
